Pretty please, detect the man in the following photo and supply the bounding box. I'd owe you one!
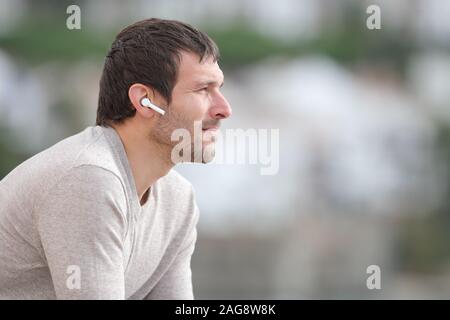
[0,18,232,299]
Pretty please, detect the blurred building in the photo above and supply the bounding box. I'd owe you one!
[1,0,450,299]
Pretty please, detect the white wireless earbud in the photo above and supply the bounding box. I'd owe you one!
[140,97,165,115]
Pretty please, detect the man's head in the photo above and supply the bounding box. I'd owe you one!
[96,18,232,163]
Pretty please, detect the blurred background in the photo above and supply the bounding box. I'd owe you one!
[1,0,450,299]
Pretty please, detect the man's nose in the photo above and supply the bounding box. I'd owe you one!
[209,92,232,120]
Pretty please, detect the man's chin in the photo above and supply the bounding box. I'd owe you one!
[193,142,215,164]
[170,140,216,164]
[200,155,215,164]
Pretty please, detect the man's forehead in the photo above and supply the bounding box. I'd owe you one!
[178,51,224,85]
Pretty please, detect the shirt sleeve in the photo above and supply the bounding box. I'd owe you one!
[36,165,128,300]
[144,191,200,300]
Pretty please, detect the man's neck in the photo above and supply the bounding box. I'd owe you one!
[111,123,174,205]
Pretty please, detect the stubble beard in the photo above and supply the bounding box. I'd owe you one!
[149,111,216,164]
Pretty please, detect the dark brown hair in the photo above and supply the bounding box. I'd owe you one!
[96,18,220,126]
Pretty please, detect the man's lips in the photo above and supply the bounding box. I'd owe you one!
[202,126,219,142]
[202,126,219,132]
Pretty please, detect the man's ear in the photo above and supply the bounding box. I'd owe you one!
[128,83,160,118]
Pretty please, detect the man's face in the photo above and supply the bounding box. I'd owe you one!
[150,51,232,163]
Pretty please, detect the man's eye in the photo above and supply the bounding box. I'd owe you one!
[198,87,208,93]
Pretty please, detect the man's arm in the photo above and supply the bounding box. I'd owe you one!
[36,165,127,299]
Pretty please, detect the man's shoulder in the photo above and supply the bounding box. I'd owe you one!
[45,125,125,185]
[72,126,122,175]
[1,126,125,206]
[1,127,81,184]
[3,126,114,177]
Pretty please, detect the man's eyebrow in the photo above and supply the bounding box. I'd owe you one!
[194,79,225,87]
